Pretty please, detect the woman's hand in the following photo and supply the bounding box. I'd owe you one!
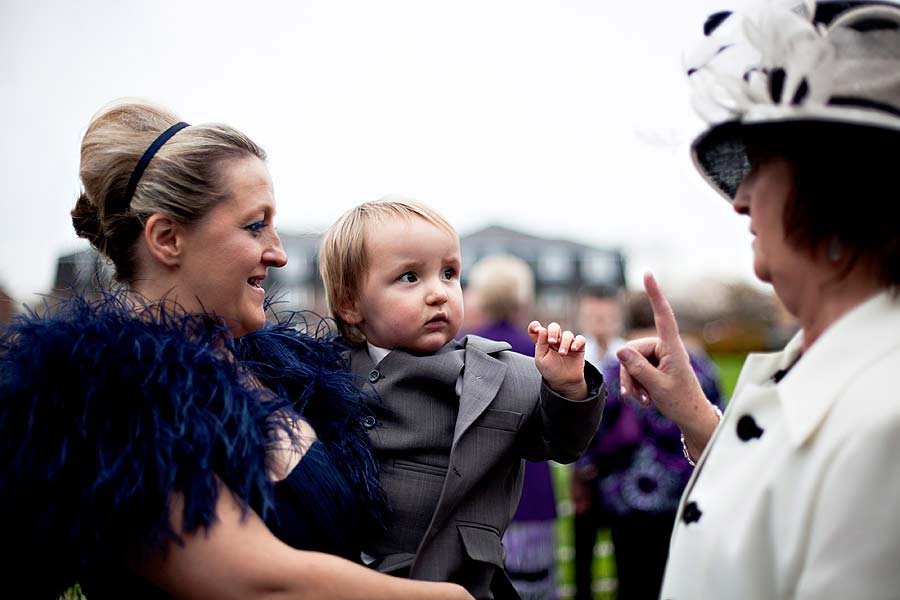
[527,320,588,400]
[616,272,720,456]
[429,583,475,599]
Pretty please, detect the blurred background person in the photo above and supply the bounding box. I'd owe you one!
[463,254,559,600]
[573,292,724,600]
[578,285,627,369]
[571,285,625,600]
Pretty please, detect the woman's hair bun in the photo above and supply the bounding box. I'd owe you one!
[71,192,104,249]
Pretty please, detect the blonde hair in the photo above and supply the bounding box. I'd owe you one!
[467,254,535,322]
[71,97,266,283]
[318,196,457,342]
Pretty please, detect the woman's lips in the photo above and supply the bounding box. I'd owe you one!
[247,277,266,294]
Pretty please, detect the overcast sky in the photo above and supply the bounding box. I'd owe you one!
[0,0,759,303]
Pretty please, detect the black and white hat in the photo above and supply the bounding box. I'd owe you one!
[686,0,900,200]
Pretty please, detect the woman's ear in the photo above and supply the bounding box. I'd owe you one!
[143,214,182,267]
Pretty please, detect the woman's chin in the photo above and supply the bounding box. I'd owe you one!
[230,313,267,339]
[752,260,772,285]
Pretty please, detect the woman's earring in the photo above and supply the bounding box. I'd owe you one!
[827,237,844,263]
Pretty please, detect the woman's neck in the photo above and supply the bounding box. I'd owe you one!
[129,274,200,315]
[127,277,200,329]
[790,269,883,351]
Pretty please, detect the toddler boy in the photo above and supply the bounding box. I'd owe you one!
[319,197,605,599]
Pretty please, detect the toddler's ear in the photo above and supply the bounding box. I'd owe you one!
[338,302,362,326]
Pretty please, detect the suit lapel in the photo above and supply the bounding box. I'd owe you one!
[453,343,507,444]
[347,344,375,378]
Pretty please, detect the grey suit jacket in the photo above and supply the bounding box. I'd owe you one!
[349,335,605,599]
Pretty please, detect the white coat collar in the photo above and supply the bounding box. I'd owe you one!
[759,290,900,447]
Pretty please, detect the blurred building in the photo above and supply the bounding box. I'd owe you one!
[267,225,626,321]
[53,248,115,296]
[49,225,627,323]
[459,225,626,320]
[263,232,327,315]
[48,227,789,352]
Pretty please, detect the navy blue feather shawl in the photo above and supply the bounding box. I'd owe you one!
[0,295,383,597]
[234,312,386,530]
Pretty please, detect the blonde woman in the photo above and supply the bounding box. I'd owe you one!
[0,99,472,600]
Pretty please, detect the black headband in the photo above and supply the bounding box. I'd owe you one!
[114,121,190,214]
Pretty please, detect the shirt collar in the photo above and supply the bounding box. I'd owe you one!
[366,341,391,365]
[776,290,900,447]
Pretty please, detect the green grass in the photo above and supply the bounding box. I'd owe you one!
[552,463,617,599]
[709,351,747,402]
[60,584,85,600]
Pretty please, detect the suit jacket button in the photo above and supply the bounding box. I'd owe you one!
[737,415,764,441]
[368,369,381,383]
[682,501,702,524]
[362,415,377,429]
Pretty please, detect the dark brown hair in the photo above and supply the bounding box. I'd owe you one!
[742,121,900,290]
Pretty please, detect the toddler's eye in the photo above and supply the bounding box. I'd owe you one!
[399,272,418,283]
[442,268,456,280]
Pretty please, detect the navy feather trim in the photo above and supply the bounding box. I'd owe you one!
[233,311,387,531]
[0,293,292,596]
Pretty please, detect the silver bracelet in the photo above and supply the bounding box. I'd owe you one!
[681,404,723,466]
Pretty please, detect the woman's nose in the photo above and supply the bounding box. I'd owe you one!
[732,183,750,216]
[264,231,288,267]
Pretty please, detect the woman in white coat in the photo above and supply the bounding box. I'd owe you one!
[617,1,900,598]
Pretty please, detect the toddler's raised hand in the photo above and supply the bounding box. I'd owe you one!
[527,321,588,400]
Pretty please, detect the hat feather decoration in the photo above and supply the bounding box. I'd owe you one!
[686,0,823,122]
[687,0,900,124]
[685,0,900,199]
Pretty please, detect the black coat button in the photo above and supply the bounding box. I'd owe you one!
[368,369,381,383]
[362,415,377,429]
[682,501,702,524]
[737,415,764,441]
